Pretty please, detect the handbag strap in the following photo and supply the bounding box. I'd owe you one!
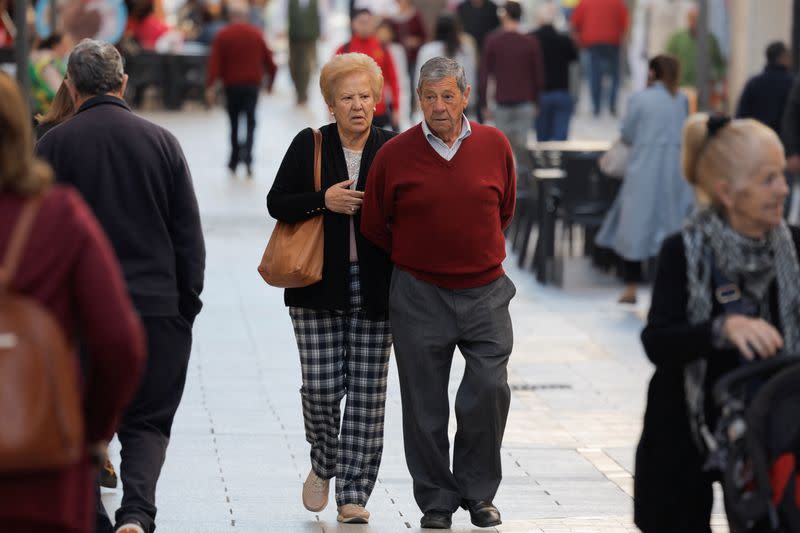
[0,195,45,290]
[312,128,322,192]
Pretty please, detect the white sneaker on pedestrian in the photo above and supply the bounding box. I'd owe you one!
[337,503,370,524]
[115,524,145,533]
[302,469,329,512]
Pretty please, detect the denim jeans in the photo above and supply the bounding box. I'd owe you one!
[535,90,574,141]
[587,44,620,116]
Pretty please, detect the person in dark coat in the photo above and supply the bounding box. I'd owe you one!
[736,41,793,136]
[634,113,799,533]
[781,56,800,175]
[36,38,206,533]
[0,71,146,533]
[266,52,395,525]
[532,3,578,141]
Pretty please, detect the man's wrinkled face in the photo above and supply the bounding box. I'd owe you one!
[417,77,470,141]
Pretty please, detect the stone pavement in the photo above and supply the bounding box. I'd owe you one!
[98,38,731,533]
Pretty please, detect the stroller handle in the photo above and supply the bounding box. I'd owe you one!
[712,356,800,407]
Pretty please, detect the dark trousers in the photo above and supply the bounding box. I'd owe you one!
[535,90,573,141]
[389,269,515,513]
[288,39,316,104]
[96,316,193,533]
[586,44,620,116]
[225,85,259,168]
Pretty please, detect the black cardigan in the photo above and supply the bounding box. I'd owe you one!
[267,124,396,319]
[634,227,800,529]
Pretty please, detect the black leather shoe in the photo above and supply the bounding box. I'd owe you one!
[461,500,502,527]
[420,510,452,529]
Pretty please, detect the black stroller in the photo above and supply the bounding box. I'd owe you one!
[693,357,800,532]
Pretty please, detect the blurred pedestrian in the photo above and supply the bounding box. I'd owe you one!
[737,41,793,136]
[29,33,71,117]
[267,53,396,525]
[665,5,726,89]
[337,8,402,130]
[782,78,800,175]
[456,0,500,52]
[415,14,478,118]
[125,0,172,50]
[361,56,516,530]
[635,113,797,533]
[273,0,328,106]
[36,39,205,533]
[390,0,427,75]
[376,20,410,122]
[410,0,446,40]
[532,3,578,141]
[0,71,146,533]
[571,0,629,116]
[595,55,694,304]
[480,1,544,175]
[34,81,75,139]
[206,1,277,177]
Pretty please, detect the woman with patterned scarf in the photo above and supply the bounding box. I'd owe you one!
[633,113,800,532]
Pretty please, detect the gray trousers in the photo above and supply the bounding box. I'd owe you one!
[388,269,515,513]
[494,102,535,175]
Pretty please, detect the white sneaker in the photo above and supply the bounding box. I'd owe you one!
[302,469,329,512]
[115,524,145,533]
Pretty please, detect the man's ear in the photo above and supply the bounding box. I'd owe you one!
[64,78,80,107]
[117,74,129,99]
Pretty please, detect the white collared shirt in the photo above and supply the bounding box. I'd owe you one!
[421,114,472,161]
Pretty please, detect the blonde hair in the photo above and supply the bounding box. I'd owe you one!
[682,113,783,204]
[36,81,75,127]
[319,53,384,107]
[0,73,53,195]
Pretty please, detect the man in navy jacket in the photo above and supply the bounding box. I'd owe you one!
[37,38,205,533]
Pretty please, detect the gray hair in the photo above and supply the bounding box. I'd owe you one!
[417,57,467,94]
[67,39,125,97]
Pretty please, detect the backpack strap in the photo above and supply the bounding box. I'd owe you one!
[0,195,45,290]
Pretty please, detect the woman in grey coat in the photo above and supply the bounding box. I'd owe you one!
[595,55,695,303]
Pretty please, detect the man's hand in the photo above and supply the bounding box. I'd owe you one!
[205,86,216,108]
[723,314,784,360]
[324,179,364,215]
[391,110,401,130]
[482,107,493,122]
[787,155,800,173]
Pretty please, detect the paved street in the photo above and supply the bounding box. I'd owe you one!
[98,46,731,533]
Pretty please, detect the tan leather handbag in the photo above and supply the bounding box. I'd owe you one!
[258,129,324,288]
[0,195,84,473]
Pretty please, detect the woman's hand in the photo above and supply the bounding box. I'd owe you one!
[722,314,784,360]
[324,179,364,215]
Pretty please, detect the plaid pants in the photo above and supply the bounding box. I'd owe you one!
[289,264,392,506]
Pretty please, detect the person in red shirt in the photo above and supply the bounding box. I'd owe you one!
[360,56,516,530]
[125,0,171,50]
[0,71,146,533]
[571,0,629,116]
[336,8,401,130]
[206,2,277,177]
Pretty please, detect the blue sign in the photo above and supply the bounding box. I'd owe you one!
[35,0,128,44]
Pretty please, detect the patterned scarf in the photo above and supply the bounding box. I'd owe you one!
[681,208,800,454]
[682,208,800,353]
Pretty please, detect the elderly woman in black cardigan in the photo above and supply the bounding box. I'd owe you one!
[634,113,800,532]
[266,53,395,525]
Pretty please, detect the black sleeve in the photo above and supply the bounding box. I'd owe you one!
[782,80,800,156]
[168,140,206,325]
[735,81,753,119]
[640,234,715,369]
[267,128,327,224]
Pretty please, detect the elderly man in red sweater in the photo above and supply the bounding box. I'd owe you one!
[361,56,516,530]
[206,1,277,177]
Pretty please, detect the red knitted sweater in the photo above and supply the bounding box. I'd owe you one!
[361,122,516,289]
